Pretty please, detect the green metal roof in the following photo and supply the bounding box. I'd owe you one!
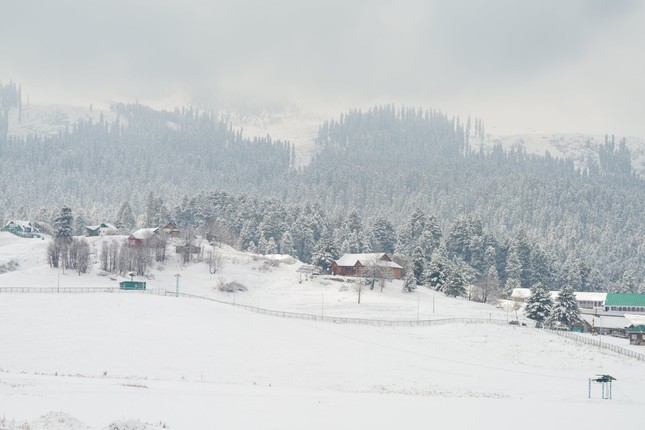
[628,325,645,333]
[605,293,645,307]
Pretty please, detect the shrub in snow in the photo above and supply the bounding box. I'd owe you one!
[217,279,248,293]
[104,419,167,430]
[0,259,19,273]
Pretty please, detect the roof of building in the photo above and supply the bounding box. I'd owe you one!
[334,253,403,269]
[580,314,631,329]
[605,293,645,307]
[625,314,645,325]
[130,227,159,240]
[4,220,32,228]
[628,325,645,333]
[512,288,607,303]
[574,292,607,302]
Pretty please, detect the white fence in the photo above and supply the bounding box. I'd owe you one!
[549,329,645,361]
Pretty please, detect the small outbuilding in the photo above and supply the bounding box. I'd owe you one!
[628,325,645,346]
[119,281,147,290]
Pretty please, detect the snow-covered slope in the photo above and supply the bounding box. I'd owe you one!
[9,103,645,175]
[7,104,122,138]
[481,133,645,177]
[1,232,644,429]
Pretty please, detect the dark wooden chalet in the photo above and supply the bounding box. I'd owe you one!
[329,253,403,279]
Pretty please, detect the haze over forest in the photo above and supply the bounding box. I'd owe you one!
[1,1,644,293]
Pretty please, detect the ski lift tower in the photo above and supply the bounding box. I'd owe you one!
[588,374,616,399]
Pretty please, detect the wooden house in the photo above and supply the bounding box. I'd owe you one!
[128,227,159,246]
[161,222,180,238]
[329,253,403,279]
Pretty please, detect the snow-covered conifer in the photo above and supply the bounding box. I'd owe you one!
[525,282,552,323]
[547,285,581,329]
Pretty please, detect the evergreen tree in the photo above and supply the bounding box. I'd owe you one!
[403,272,417,292]
[525,282,553,324]
[505,246,522,292]
[279,231,296,257]
[311,238,339,271]
[444,271,466,297]
[547,285,581,329]
[371,217,396,254]
[54,207,74,239]
[412,246,425,285]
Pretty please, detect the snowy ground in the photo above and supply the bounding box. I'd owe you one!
[1,232,644,429]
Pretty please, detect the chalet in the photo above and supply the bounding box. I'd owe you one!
[85,222,118,237]
[161,222,180,238]
[2,220,34,234]
[329,253,403,279]
[128,227,159,246]
[627,325,645,346]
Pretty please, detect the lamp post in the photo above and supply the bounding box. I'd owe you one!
[175,273,181,297]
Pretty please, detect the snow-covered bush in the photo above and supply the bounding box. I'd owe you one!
[217,279,248,292]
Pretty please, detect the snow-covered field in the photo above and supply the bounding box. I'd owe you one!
[1,232,644,429]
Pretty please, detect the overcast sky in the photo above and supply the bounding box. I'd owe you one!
[1,0,644,136]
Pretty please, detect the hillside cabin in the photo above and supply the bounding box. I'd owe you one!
[628,325,645,346]
[85,222,118,237]
[161,222,180,238]
[329,253,403,279]
[604,293,645,314]
[128,227,159,246]
[2,220,34,234]
[119,281,147,290]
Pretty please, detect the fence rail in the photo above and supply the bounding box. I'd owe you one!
[162,290,510,327]
[550,329,645,361]
[0,286,156,294]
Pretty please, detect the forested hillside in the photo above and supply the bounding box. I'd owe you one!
[0,100,293,213]
[0,93,642,293]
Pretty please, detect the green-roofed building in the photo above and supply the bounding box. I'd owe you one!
[604,293,645,313]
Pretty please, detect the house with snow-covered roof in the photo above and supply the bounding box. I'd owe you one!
[128,227,159,246]
[329,253,402,278]
[1,220,34,234]
[85,222,118,237]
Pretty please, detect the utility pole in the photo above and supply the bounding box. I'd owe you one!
[174,273,181,297]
